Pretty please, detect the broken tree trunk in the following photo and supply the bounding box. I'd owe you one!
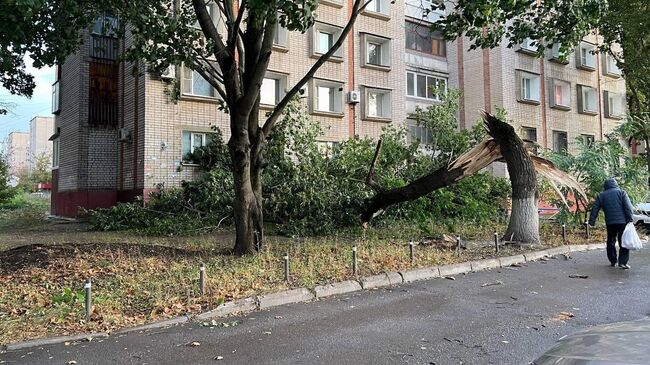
[482,112,539,244]
[361,112,585,244]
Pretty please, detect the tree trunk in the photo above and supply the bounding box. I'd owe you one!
[645,137,650,189]
[483,113,540,244]
[229,114,264,255]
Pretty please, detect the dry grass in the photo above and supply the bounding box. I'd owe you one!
[0,219,605,346]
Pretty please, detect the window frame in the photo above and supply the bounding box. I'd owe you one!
[181,65,219,99]
[363,0,391,19]
[406,71,448,102]
[549,79,571,111]
[549,43,570,64]
[552,130,569,154]
[52,138,60,169]
[576,42,596,71]
[311,22,344,60]
[604,90,625,119]
[581,134,595,147]
[181,131,210,162]
[311,79,344,116]
[577,84,598,115]
[406,119,433,145]
[260,72,288,108]
[405,21,446,57]
[361,33,392,70]
[603,53,622,77]
[517,38,537,55]
[516,70,541,104]
[363,86,392,120]
[52,80,61,114]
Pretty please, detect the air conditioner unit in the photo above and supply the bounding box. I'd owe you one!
[159,65,176,80]
[118,128,132,143]
[299,85,309,99]
[347,90,361,104]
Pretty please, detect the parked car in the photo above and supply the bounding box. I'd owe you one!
[534,319,650,364]
[634,203,650,227]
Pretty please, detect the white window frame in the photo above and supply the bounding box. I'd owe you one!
[581,134,595,146]
[361,33,391,69]
[181,131,209,160]
[550,79,571,110]
[311,79,344,115]
[550,43,569,64]
[518,38,537,54]
[406,71,448,101]
[577,85,597,114]
[181,65,218,98]
[311,22,343,59]
[577,42,596,70]
[316,141,340,158]
[364,0,391,17]
[363,87,392,120]
[604,91,625,119]
[52,81,61,114]
[517,71,541,103]
[273,21,288,48]
[260,72,287,107]
[406,119,433,145]
[52,138,60,169]
[604,53,622,77]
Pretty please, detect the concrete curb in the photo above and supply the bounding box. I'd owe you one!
[438,262,472,277]
[193,297,257,321]
[360,272,403,289]
[258,288,315,309]
[4,332,109,352]
[499,254,526,267]
[114,316,189,334]
[471,258,501,272]
[315,280,362,298]
[400,267,440,283]
[2,243,600,352]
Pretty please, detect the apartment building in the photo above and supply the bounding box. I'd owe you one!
[28,116,54,171]
[447,33,626,176]
[51,0,407,217]
[5,132,30,177]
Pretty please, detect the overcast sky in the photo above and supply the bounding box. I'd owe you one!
[0,58,55,145]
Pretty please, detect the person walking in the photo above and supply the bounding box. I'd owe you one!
[588,178,635,269]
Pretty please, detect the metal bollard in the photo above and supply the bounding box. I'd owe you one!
[456,236,461,255]
[409,241,414,263]
[352,245,358,275]
[562,224,567,243]
[494,231,499,253]
[85,278,92,323]
[584,221,590,240]
[199,264,206,296]
[283,253,290,281]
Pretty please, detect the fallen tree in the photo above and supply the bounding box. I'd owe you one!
[362,112,586,244]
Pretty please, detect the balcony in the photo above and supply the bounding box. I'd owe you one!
[90,35,119,61]
[405,0,443,23]
[51,81,60,114]
[88,60,119,128]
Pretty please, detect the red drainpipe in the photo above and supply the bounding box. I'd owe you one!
[347,0,356,138]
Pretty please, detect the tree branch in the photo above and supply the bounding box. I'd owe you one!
[192,0,229,61]
[366,140,383,192]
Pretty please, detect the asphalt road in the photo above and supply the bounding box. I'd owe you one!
[3,247,650,365]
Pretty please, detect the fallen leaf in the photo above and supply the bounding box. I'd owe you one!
[67,362,77,365]
[214,356,224,360]
[568,274,589,279]
[263,331,272,335]
[501,340,509,344]
[444,276,455,281]
[187,341,201,347]
[481,281,503,287]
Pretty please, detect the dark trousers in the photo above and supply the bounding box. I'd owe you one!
[606,224,629,265]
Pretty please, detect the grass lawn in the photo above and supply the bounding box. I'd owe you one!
[0,202,605,345]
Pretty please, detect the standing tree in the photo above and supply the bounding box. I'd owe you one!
[1,0,380,254]
[0,153,15,204]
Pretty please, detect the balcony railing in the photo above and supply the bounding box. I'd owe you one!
[90,35,119,60]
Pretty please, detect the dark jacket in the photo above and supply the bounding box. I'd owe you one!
[588,178,634,226]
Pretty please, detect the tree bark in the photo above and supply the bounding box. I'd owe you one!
[482,112,539,244]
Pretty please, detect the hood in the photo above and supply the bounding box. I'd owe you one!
[604,178,619,190]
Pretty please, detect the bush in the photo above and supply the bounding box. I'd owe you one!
[90,96,510,236]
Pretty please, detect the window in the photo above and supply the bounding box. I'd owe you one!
[517,71,540,103]
[312,79,343,114]
[604,91,625,119]
[604,53,621,76]
[273,22,288,48]
[311,22,343,59]
[522,127,538,151]
[52,81,60,114]
[260,74,287,106]
[405,21,446,57]
[407,120,432,145]
[365,0,390,16]
[518,38,537,54]
[406,72,447,101]
[89,61,119,127]
[182,66,216,98]
[182,131,208,160]
[553,131,568,154]
[577,42,596,70]
[577,85,597,114]
[362,34,391,69]
[52,138,60,169]
[364,88,391,119]
[91,13,118,37]
[550,79,571,110]
[550,43,569,63]
[405,0,443,23]
[581,134,595,147]
[193,3,219,29]
[316,141,340,158]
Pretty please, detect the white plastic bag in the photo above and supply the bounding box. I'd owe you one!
[622,223,644,250]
